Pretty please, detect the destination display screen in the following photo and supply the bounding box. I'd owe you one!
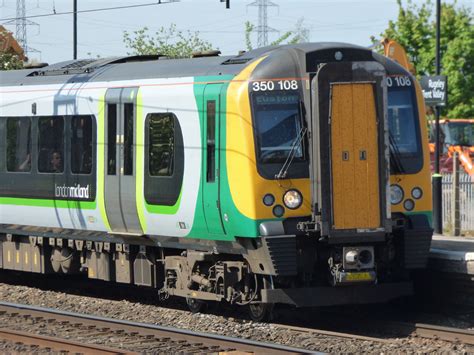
[254,93,300,106]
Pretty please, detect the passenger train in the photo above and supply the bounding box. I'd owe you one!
[0,43,433,320]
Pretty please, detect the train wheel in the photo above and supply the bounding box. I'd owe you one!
[248,303,274,322]
[186,297,207,314]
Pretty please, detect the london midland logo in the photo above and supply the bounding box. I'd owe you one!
[55,184,90,199]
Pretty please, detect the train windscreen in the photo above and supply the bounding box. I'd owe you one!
[252,92,305,164]
[388,86,423,174]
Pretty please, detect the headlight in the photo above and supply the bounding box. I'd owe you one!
[411,187,423,199]
[390,184,404,205]
[283,189,303,209]
[404,199,415,211]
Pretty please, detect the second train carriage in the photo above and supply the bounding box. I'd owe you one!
[0,43,433,320]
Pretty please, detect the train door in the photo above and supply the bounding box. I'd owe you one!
[329,83,380,229]
[311,61,390,237]
[104,87,143,234]
[202,84,225,235]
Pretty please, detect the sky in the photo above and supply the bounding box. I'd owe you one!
[0,0,472,64]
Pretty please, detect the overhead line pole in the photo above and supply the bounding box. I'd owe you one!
[433,0,442,234]
[73,0,77,60]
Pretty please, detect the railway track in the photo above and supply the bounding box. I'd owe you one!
[272,318,474,347]
[273,322,392,343]
[0,272,472,353]
[0,328,131,354]
[413,323,474,345]
[0,301,315,354]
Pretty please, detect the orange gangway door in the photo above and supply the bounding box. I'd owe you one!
[330,83,381,230]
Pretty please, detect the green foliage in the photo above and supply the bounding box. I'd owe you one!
[123,24,214,58]
[0,52,23,71]
[245,17,310,50]
[245,21,254,51]
[375,0,474,118]
[0,28,24,71]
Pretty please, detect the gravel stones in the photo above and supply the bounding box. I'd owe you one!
[0,273,472,353]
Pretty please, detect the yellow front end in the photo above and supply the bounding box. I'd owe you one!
[225,59,311,222]
[391,81,433,222]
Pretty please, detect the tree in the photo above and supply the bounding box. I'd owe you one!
[375,0,474,118]
[123,24,214,58]
[244,17,310,51]
[0,52,23,71]
[0,28,24,71]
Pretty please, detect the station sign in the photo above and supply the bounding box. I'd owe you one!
[420,75,447,107]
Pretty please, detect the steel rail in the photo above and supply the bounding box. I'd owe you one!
[0,301,317,354]
[415,323,474,345]
[271,311,474,346]
[0,328,134,354]
[272,323,391,343]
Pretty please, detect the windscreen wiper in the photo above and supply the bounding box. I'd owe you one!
[275,126,307,179]
[389,134,405,174]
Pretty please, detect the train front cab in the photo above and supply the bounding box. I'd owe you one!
[244,47,433,308]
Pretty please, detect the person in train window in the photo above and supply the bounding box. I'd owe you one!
[50,151,63,173]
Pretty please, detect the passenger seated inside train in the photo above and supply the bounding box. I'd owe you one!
[50,151,63,173]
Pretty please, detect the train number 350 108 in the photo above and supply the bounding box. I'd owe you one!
[252,80,299,92]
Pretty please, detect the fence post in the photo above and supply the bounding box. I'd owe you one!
[451,152,461,236]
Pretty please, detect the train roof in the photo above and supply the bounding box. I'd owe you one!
[0,42,406,87]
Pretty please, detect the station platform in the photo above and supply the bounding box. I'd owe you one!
[428,235,474,275]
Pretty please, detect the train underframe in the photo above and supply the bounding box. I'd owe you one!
[0,213,432,320]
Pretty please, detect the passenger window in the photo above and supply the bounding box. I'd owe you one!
[71,115,93,174]
[38,116,64,173]
[6,117,32,172]
[148,113,174,177]
[107,104,117,175]
[123,103,134,176]
[206,100,216,182]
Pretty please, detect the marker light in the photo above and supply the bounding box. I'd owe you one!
[411,187,423,200]
[404,199,415,211]
[263,194,275,206]
[273,205,285,218]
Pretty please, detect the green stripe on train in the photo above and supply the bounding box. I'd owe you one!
[145,190,182,214]
[405,210,433,228]
[97,91,112,230]
[0,197,96,209]
[135,89,148,230]
[187,75,262,241]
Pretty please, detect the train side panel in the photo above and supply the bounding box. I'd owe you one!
[0,83,106,231]
[137,78,202,237]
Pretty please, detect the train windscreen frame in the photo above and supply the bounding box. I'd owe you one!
[251,91,306,165]
[387,83,423,174]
